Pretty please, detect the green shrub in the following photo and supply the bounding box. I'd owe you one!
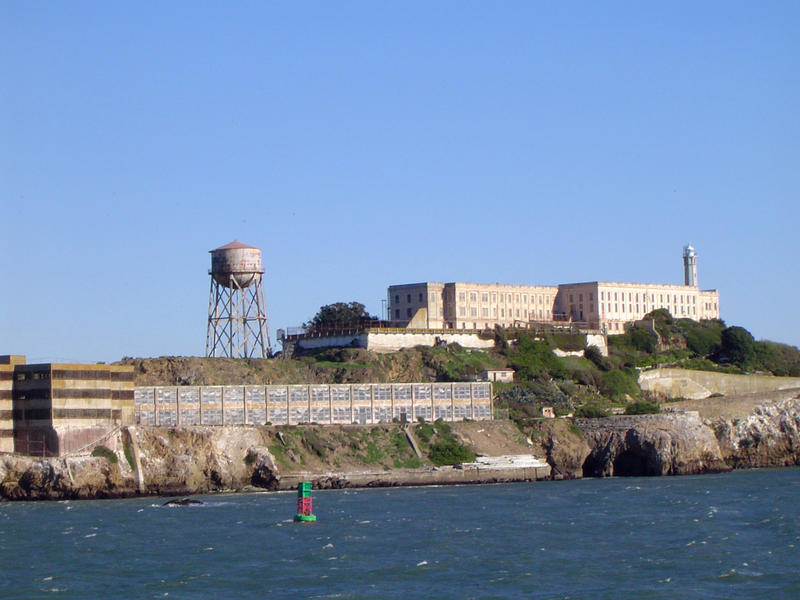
[753,341,800,376]
[624,401,660,415]
[599,369,640,401]
[428,439,475,466]
[123,442,135,470]
[718,326,756,367]
[585,345,613,371]
[91,445,117,463]
[574,404,609,418]
[677,318,724,357]
[627,327,658,353]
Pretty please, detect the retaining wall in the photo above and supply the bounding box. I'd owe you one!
[639,368,800,400]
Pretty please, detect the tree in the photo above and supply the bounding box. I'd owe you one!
[305,302,378,332]
[719,326,756,367]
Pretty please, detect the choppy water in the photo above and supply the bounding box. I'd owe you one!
[1,469,799,599]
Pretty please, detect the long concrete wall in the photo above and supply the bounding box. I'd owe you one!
[134,382,493,427]
[295,331,495,353]
[639,368,800,400]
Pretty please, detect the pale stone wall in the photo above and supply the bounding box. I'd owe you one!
[295,331,495,353]
[585,333,608,356]
[365,331,494,352]
[639,368,800,400]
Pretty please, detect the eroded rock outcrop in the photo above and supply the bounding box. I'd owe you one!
[0,454,137,500]
[710,398,800,468]
[577,413,730,477]
[527,419,591,480]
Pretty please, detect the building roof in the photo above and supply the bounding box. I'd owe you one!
[211,240,258,251]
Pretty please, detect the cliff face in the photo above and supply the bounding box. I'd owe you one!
[525,419,591,480]
[3,400,800,501]
[710,398,800,469]
[577,413,730,477]
[0,454,138,500]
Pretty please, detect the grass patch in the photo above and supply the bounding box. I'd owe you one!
[91,445,117,463]
[123,442,135,470]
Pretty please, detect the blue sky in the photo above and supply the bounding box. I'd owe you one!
[2,2,798,362]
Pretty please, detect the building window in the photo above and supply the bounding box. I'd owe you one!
[470,307,477,317]
[394,309,400,319]
[406,308,412,317]
[515,294,520,303]
[507,294,512,302]
[492,293,497,302]
[458,293,466,302]
[470,292,477,302]
[395,295,399,304]
[516,309,520,318]
[579,294,583,302]
[501,309,505,317]
[419,293,423,302]
[407,294,411,303]
[459,307,466,316]
[570,294,574,302]
[482,308,488,317]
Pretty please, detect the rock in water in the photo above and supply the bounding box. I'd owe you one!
[163,497,204,506]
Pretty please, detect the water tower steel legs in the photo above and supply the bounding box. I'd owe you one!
[206,274,271,358]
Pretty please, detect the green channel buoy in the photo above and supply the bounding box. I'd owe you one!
[293,481,316,522]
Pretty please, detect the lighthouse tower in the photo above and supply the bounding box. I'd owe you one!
[683,244,698,287]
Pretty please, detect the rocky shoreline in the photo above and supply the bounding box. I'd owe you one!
[1,398,798,501]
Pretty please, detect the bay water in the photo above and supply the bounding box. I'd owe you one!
[1,468,798,599]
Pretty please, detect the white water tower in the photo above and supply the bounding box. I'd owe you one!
[683,244,698,287]
[206,240,271,358]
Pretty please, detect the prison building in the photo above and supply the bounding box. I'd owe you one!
[134,382,493,427]
[11,362,135,457]
[388,245,720,334]
[389,281,719,334]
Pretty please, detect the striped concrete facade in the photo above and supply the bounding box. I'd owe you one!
[12,363,135,456]
[135,382,493,427]
[0,365,13,453]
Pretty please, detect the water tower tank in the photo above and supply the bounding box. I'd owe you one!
[209,240,263,289]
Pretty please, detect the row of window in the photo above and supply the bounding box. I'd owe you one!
[456,291,552,305]
[600,290,698,305]
[456,306,552,319]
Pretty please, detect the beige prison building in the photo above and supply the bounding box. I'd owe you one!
[1,355,134,456]
[389,280,719,334]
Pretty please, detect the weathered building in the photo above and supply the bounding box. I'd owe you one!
[9,360,134,457]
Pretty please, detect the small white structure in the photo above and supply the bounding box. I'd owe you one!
[541,406,555,419]
[480,368,514,383]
